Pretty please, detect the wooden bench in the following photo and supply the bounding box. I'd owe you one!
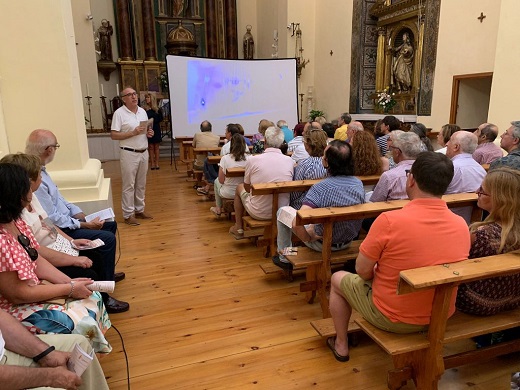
[295,193,481,318]
[364,252,520,389]
[250,175,381,258]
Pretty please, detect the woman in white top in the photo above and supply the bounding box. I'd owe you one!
[211,134,250,217]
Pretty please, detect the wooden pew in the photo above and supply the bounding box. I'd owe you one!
[294,193,481,318]
[249,175,381,258]
[367,252,520,389]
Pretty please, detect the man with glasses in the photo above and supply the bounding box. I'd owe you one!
[111,87,154,226]
[25,129,129,313]
[327,152,470,363]
[489,121,520,171]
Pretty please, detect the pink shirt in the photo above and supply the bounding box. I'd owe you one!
[244,148,294,219]
[472,142,504,164]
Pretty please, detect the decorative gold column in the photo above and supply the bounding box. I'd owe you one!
[116,0,134,60]
[205,0,217,58]
[375,27,386,91]
[141,0,157,61]
[414,15,425,91]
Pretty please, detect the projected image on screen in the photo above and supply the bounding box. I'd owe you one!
[166,55,298,137]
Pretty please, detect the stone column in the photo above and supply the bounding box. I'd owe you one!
[141,0,157,61]
[116,0,134,60]
[0,0,112,212]
[224,0,238,59]
[205,0,217,58]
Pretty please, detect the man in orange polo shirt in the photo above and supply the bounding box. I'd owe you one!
[326,152,470,362]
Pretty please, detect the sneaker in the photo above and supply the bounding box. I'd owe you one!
[197,187,209,195]
[272,255,293,271]
[124,216,140,226]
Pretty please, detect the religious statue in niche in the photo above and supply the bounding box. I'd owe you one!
[391,32,414,93]
[172,0,188,17]
[243,25,254,60]
[98,19,114,61]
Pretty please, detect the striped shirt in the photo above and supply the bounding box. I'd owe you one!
[303,176,365,244]
[472,142,504,164]
[290,157,327,209]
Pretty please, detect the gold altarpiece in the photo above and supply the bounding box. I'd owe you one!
[370,0,426,114]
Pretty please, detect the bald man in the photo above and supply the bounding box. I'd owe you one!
[472,123,503,164]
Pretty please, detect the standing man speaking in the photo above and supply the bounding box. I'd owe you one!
[111,87,154,226]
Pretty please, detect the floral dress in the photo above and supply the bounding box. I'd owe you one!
[0,219,111,353]
[456,222,520,316]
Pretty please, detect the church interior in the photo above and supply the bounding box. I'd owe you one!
[0,0,519,388]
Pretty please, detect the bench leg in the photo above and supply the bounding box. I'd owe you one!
[305,265,318,304]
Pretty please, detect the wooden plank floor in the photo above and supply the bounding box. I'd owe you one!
[99,159,518,389]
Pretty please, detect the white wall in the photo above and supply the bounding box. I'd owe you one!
[313,0,353,122]
[488,0,520,131]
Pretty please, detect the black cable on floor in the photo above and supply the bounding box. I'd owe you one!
[111,324,130,390]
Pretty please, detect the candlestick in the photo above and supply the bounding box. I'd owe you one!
[100,83,104,97]
[116,84,119,97]
[86,83,89,96]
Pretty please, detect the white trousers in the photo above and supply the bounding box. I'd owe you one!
[120,149,148,218]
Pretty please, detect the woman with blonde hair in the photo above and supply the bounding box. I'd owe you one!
[456,167,520,316]
[351,131,384,175]
[142,93,163,170]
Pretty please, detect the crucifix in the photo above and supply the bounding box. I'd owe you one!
[477,12,486,23]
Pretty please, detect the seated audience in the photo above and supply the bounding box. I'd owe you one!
[273,141,365,271]
[445,131,487,223]
[489,121,520,170]
[345,121,364,144]
[314,116,327,126]
[435,123,461,154]
[25,129,129,313]
[351,130,384,176]
[192,120,220,170]
[0,308,109,389]
[410,123,434,152]
[333,113,352,141]
[251,119,274,154]
[472,123,503,164]
[0,163,111,353]
[210,134,250,217]
[287,122,306,157]
[290,122,320,163]
[370,131,422,202]
[236,123,252,146]
[1,153,99,281]
[456,167,520,316]
[327,152,470,362]
[277,119,294,143]
[229,127,294,237]
[376,116,401,156]
[290,128,328,210]
[322,122,336,143]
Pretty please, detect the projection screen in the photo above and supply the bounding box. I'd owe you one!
[165,55,298,137]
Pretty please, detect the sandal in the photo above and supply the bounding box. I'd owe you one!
[197,187,209,195]
[229,225,244,238]
[327,337,349,362]
[210,207,221,218]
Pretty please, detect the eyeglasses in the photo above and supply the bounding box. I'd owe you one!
[45,143,60,150]
[121,92,138,98]
[18,234,38,261]
[388,145,401,152]
[476,186,490,197]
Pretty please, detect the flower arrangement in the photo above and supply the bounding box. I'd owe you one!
[376,88,396,113]
[159,72,169,91]
[309,109,325,121]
